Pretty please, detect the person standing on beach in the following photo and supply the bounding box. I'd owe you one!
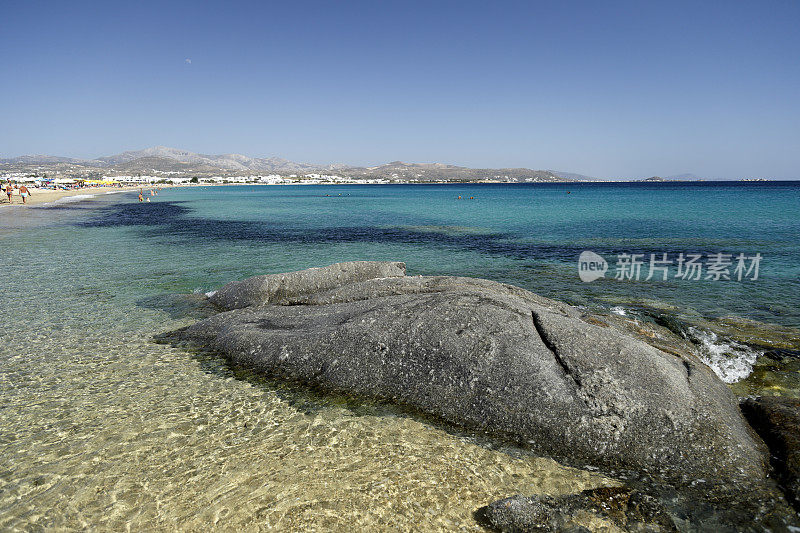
[19,185,30,204]
[5,183,13,203]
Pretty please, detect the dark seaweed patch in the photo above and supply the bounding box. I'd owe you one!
[77,200,722,264]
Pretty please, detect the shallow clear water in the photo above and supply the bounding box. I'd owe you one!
[0,183,798,530]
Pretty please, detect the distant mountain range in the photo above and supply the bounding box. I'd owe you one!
[0,146,710,182]
[0,146,578,182]
[1,146,326,174]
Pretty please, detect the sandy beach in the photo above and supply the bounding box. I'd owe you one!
[0,185,184,208]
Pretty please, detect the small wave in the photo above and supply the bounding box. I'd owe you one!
[610,306,627,316]
[191,288,217,298]
[686,327,760,383]
[44,193,97,206]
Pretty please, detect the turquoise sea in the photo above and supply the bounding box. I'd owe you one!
[16,182,800,321]
[1,182,799,530]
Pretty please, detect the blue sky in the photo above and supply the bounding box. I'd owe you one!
[2,0,798,179]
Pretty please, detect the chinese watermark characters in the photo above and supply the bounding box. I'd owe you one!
[578,251,761,282]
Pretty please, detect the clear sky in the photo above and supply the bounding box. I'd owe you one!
[2,0,799,179]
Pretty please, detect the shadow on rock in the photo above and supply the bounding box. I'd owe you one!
[741,396,800,511]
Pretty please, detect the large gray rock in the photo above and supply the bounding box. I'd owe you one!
[164,263,769,489]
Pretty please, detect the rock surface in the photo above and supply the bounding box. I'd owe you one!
[740,396,800,509]
[209,260,406,310]
[163,262,769,489]
[474,487,677,532]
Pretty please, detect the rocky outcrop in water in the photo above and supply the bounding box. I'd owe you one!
[161,262,770,492]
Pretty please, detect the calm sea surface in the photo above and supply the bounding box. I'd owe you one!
[1,182,798,529]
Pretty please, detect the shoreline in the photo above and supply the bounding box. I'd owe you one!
[0,186,138,208]
[0,183,202,209]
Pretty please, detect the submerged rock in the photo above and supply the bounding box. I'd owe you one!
[161,262,770,491]
[474,487,677,532]
[763,349,800,362]
[700,316,800,352]
[731,354,800,399]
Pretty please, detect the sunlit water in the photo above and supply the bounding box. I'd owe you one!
[1,183,798,530]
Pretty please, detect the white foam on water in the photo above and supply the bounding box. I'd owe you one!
[610,306,627,316]
[686,326,760,383]
[43,193,97,206]
[193,288,217,298]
